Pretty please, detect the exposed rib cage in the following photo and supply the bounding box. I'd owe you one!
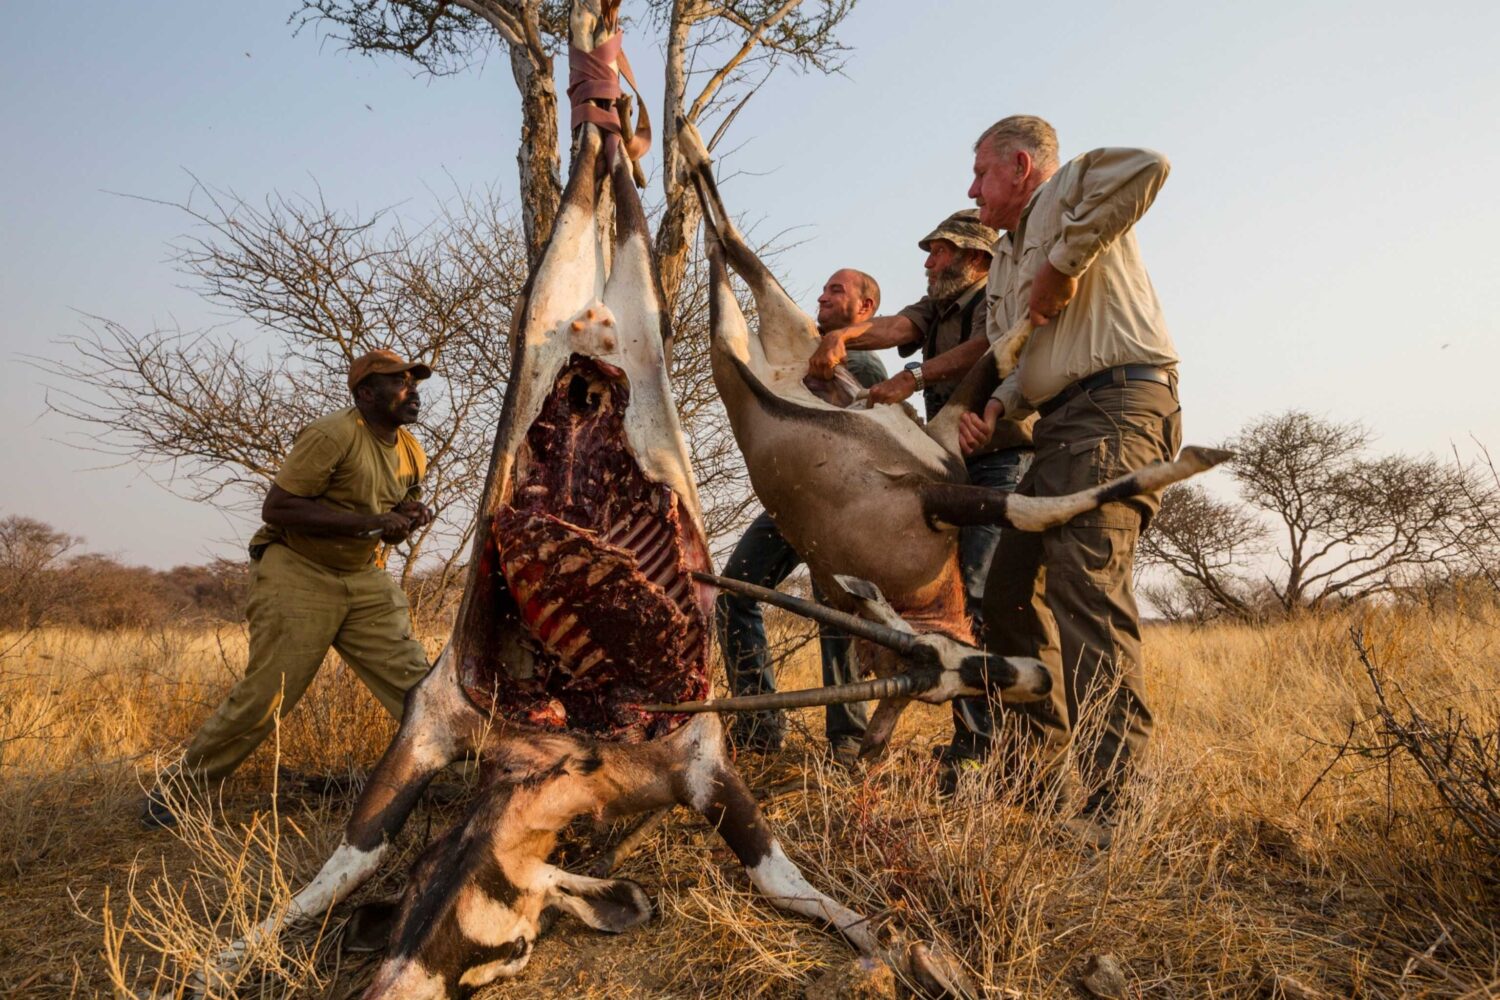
[490,355,709,738]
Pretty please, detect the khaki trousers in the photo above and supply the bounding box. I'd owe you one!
[181,542,430,782]
[982,378,1181,817]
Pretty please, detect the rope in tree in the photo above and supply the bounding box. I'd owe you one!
[568,32,652,184]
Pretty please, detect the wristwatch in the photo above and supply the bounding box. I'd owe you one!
[903,361,926,392]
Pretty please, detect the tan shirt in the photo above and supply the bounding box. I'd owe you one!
[896,280,1034,453]
[249,407,426,571]
[986,147,1179,417]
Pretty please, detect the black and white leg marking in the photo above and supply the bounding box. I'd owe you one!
[677,717,881,956]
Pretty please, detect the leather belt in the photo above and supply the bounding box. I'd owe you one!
[1037,365,1173,418]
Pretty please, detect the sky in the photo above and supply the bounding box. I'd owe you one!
[3,0,1499,568]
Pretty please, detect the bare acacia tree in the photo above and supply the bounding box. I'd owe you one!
[292,0,857,307]
[1140,410,1500,619]
[293,0,571,266]
[1137,484,1267,621]
[38,182,528,606]
[37,185,782,606]
[40,2,861,611]
[643,0,855,309]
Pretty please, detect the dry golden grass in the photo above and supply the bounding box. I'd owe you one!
[2,602,1498,998]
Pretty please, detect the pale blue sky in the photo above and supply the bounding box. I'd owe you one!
[4,0,1498,567]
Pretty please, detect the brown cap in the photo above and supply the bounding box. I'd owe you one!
[917,209,998,255]
[348,348,433,392]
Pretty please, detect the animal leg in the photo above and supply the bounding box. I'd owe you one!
[680,744,975,997]
[678,120,817,368]
[599,131,712,532]
[920,446,1236,534]
[858,696,912,762]
[854,642,912,762]
[213,648,484,978]
[675,726,881,955]
[513,123,607,349]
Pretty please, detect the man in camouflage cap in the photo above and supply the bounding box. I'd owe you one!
[142,348,437,828]
[808,211,1036,790]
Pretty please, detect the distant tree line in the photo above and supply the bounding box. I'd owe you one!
[12,409,1495,634]
[0,514,480,633]
[0,516,250,631]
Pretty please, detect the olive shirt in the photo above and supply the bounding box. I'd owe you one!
[248,407,427,572]
[896,279,1034,456]
[986,147,1180,417]
[843,348,889,391]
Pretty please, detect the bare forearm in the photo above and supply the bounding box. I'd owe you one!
[838,315,920,351]
[918,336,990,386]
[263,490,382,537]
[809,315,921,379]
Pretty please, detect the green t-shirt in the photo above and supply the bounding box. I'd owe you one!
[844,349,888,390]
[249,407,426,571]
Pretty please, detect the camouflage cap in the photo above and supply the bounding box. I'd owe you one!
[348,348,433,392]
[917,209,998,255]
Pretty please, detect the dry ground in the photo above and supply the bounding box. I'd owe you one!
[1,601,1498,998]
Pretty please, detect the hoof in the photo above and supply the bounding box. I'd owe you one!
[907,941,978,999]
[676,118,710,170]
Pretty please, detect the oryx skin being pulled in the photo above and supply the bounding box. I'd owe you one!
[677,120,1228,760]
[204,7,974,997]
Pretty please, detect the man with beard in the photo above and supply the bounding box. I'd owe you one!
[808,211,1035,790]
[718,269,888,765]
[142,349,437,828]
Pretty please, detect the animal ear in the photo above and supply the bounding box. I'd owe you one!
[802,369,861,408]
[832,575,882,604]
[549,872,652,933]
[832,575,914,633]
[342,899,399,953]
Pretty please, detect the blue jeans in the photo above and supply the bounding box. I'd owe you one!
[949,446,1033,758]
[716,511,867,747]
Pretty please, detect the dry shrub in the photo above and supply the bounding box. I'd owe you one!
[3,602,1499,998]
[1359,627,1499,869]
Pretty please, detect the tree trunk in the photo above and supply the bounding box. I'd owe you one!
[653,4,700,323]
[511,46,562,270]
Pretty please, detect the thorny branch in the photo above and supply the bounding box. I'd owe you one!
[1304,628,1500,883]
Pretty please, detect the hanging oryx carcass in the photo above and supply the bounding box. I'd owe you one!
[675,120,1230,756]
[203,7,979,999]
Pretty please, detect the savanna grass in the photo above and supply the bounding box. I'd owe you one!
[0,600,1496,997]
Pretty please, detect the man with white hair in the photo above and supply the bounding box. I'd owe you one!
[959,115,1180,846]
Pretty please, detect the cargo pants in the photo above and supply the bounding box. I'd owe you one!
[180,542,431,782]
[948,445,1033,759]
[981,377,1181,818]
[717,511,867,750]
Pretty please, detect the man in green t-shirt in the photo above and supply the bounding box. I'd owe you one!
[142,349,436,828]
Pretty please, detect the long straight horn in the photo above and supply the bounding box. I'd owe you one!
[641,673,927,714]
[691,571,919,654]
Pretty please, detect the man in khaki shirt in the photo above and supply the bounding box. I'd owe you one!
[957,116,1181,842]
[142,349,437,828]
[807,212,1035,781]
